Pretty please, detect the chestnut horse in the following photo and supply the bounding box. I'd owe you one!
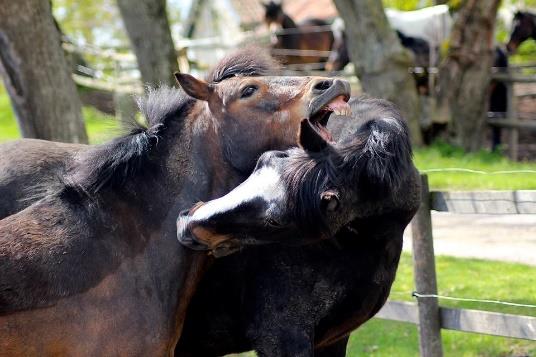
[263,1,334,67]
[0,48,351,355]
[507,11,536,54]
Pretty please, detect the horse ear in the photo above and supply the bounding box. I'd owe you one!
[299,119,327,152]
[174,72,211,101]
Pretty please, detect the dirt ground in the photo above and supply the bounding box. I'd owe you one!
[403,212,536,266]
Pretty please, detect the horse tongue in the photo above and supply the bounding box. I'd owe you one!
[327,96,351,116]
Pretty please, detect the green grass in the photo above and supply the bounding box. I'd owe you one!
[347,254,536,357]
[414,141,536,190]
[0,86,19,142]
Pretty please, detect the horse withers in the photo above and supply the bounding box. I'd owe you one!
[175,97,421,356]
[0,48,351,356]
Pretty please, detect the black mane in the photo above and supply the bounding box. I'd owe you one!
[66,86,193,196]
[283,98,413,234]
[207,47,279,83]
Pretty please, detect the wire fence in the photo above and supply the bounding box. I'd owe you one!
[388,291,536,309]
[420,168,536,174]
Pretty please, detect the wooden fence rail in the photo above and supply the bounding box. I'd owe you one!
[490,71,536,161]
[375,174,536,357]
[376,301,536,340]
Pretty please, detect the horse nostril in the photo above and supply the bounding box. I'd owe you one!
[313,80,333,91]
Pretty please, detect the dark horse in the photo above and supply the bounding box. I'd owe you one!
[326,29,430,94]
[263,1,334,67]
[507,11,536,54]
[0,48,351,355]
[178,118,373,254]
[175,97,421,356]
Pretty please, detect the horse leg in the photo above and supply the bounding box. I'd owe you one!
[254,328,314,357]
[315,336,350,357]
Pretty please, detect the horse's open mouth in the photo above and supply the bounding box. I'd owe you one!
[309,95,351,142]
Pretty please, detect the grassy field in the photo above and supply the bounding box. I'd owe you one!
[414,142,536,190]
[346,254,536,357]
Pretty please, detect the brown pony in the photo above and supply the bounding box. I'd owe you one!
[0,48,351,355]
[263,1,334,67]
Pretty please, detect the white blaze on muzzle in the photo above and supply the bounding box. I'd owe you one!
[189,166,285,223]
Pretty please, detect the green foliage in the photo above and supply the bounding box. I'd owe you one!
[347,254,536,356]
[53,0,127,47]
[382,0,434,11]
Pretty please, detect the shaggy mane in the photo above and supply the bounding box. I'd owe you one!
[206,46,279,83]
[66,86,193,196]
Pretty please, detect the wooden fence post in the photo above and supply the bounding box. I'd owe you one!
[411,174,443,357]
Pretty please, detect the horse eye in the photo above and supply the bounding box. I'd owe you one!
[240,85,258,99]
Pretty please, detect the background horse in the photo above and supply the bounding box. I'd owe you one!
[175,97,421,356]
[263,1,334,66]
[507,11,536,53]
[326,30,430,94]
[0,48,351,355]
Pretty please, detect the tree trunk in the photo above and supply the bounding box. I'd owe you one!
[0,0,88,143]
[333,0,423,146]
[117,0,178,87]
[437,0,501,151]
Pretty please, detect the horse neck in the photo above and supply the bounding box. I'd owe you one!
[159,105,246,206]
[281,14,297,29]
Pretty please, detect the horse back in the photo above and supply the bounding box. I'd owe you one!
[0,139,86,219]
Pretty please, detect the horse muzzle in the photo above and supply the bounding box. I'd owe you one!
[176,209,210,251]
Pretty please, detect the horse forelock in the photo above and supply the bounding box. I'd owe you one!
[339,98,413,193]
[207,47,280,83]
[65,86,193,197]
